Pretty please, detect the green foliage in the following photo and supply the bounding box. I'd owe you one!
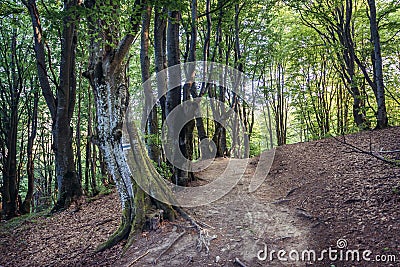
[392,186,400,195]
[249,122,265,157]
[0,1,24,17]
[153,161,172,179]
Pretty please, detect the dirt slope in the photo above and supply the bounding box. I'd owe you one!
[1,127,399,266]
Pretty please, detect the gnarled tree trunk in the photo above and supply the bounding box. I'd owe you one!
[84,0,174,251]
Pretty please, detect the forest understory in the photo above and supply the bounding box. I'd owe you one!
[1,127,399,267]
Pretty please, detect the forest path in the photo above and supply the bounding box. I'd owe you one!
[120,127,400,266]
[119,153,312,267]
[188,154,311,266]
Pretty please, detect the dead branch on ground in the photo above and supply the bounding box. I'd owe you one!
[334,136,400,167]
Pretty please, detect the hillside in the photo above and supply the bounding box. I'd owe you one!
[1,127,399,266]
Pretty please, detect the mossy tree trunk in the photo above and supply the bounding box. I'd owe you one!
[84,0,175,251]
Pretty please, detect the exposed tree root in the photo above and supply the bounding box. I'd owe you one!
[196,228,217,254]
[153,230,186,265]
[174,206,202,231]
[234,257,248,267]
[175,207,217,254]
[127,250,149,267]
[96,207,132,252]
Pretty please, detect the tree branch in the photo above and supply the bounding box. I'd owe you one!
[334,136,400,167]
[110,0,142,71]
[23,0,57,120]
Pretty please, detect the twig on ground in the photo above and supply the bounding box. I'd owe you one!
[286,187,299,198]
[196,220,215,230]
[127,250,149,267]
[272,198,292,205]
[377,149,400,154]
[234,257,248,267]
[153,230,186,265]
[95,218,114,227]
[185,256,193,266]
[295,208,314,220]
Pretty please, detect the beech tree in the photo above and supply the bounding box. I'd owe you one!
[23,0,82,211]
[288,0,370,129]
[0,26,22,219]
[83,0,174,250]
[1,0,399,239]
[367,0,388,129]
[141,4,160,163]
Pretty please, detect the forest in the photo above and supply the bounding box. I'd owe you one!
[0,0,400,266]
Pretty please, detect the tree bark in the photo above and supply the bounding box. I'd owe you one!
[52,0,82,211]
[21,88,39,214]
[181,0,197,173]
[367,0,388,129]
[154,6,168,122]
[166,9,189,185]
[2,28,20,219]
[23,0,82,212]
[84,0,174,251]
[141,5,160,163]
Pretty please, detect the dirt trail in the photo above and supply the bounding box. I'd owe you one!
[119,127,400,267]
[190,155,311,266]
[119,155,313,267]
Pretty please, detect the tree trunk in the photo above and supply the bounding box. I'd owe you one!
[187,0,210,158]
[24,0,82,212]
[84,0,174,251]
[141,5,160,163]
[367,0,388,129]
[166,9,189,185]
[21,88,39,214]
[52,0,82,211]
[342,1,369,129]
[154,6,168,164]
[2,28,20,219]
[85,86,99,195]
[181,0,197,175]
[75,86,83,186]
[297,0,369,129]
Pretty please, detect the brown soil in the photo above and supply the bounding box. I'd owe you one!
[1,127,399,266]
